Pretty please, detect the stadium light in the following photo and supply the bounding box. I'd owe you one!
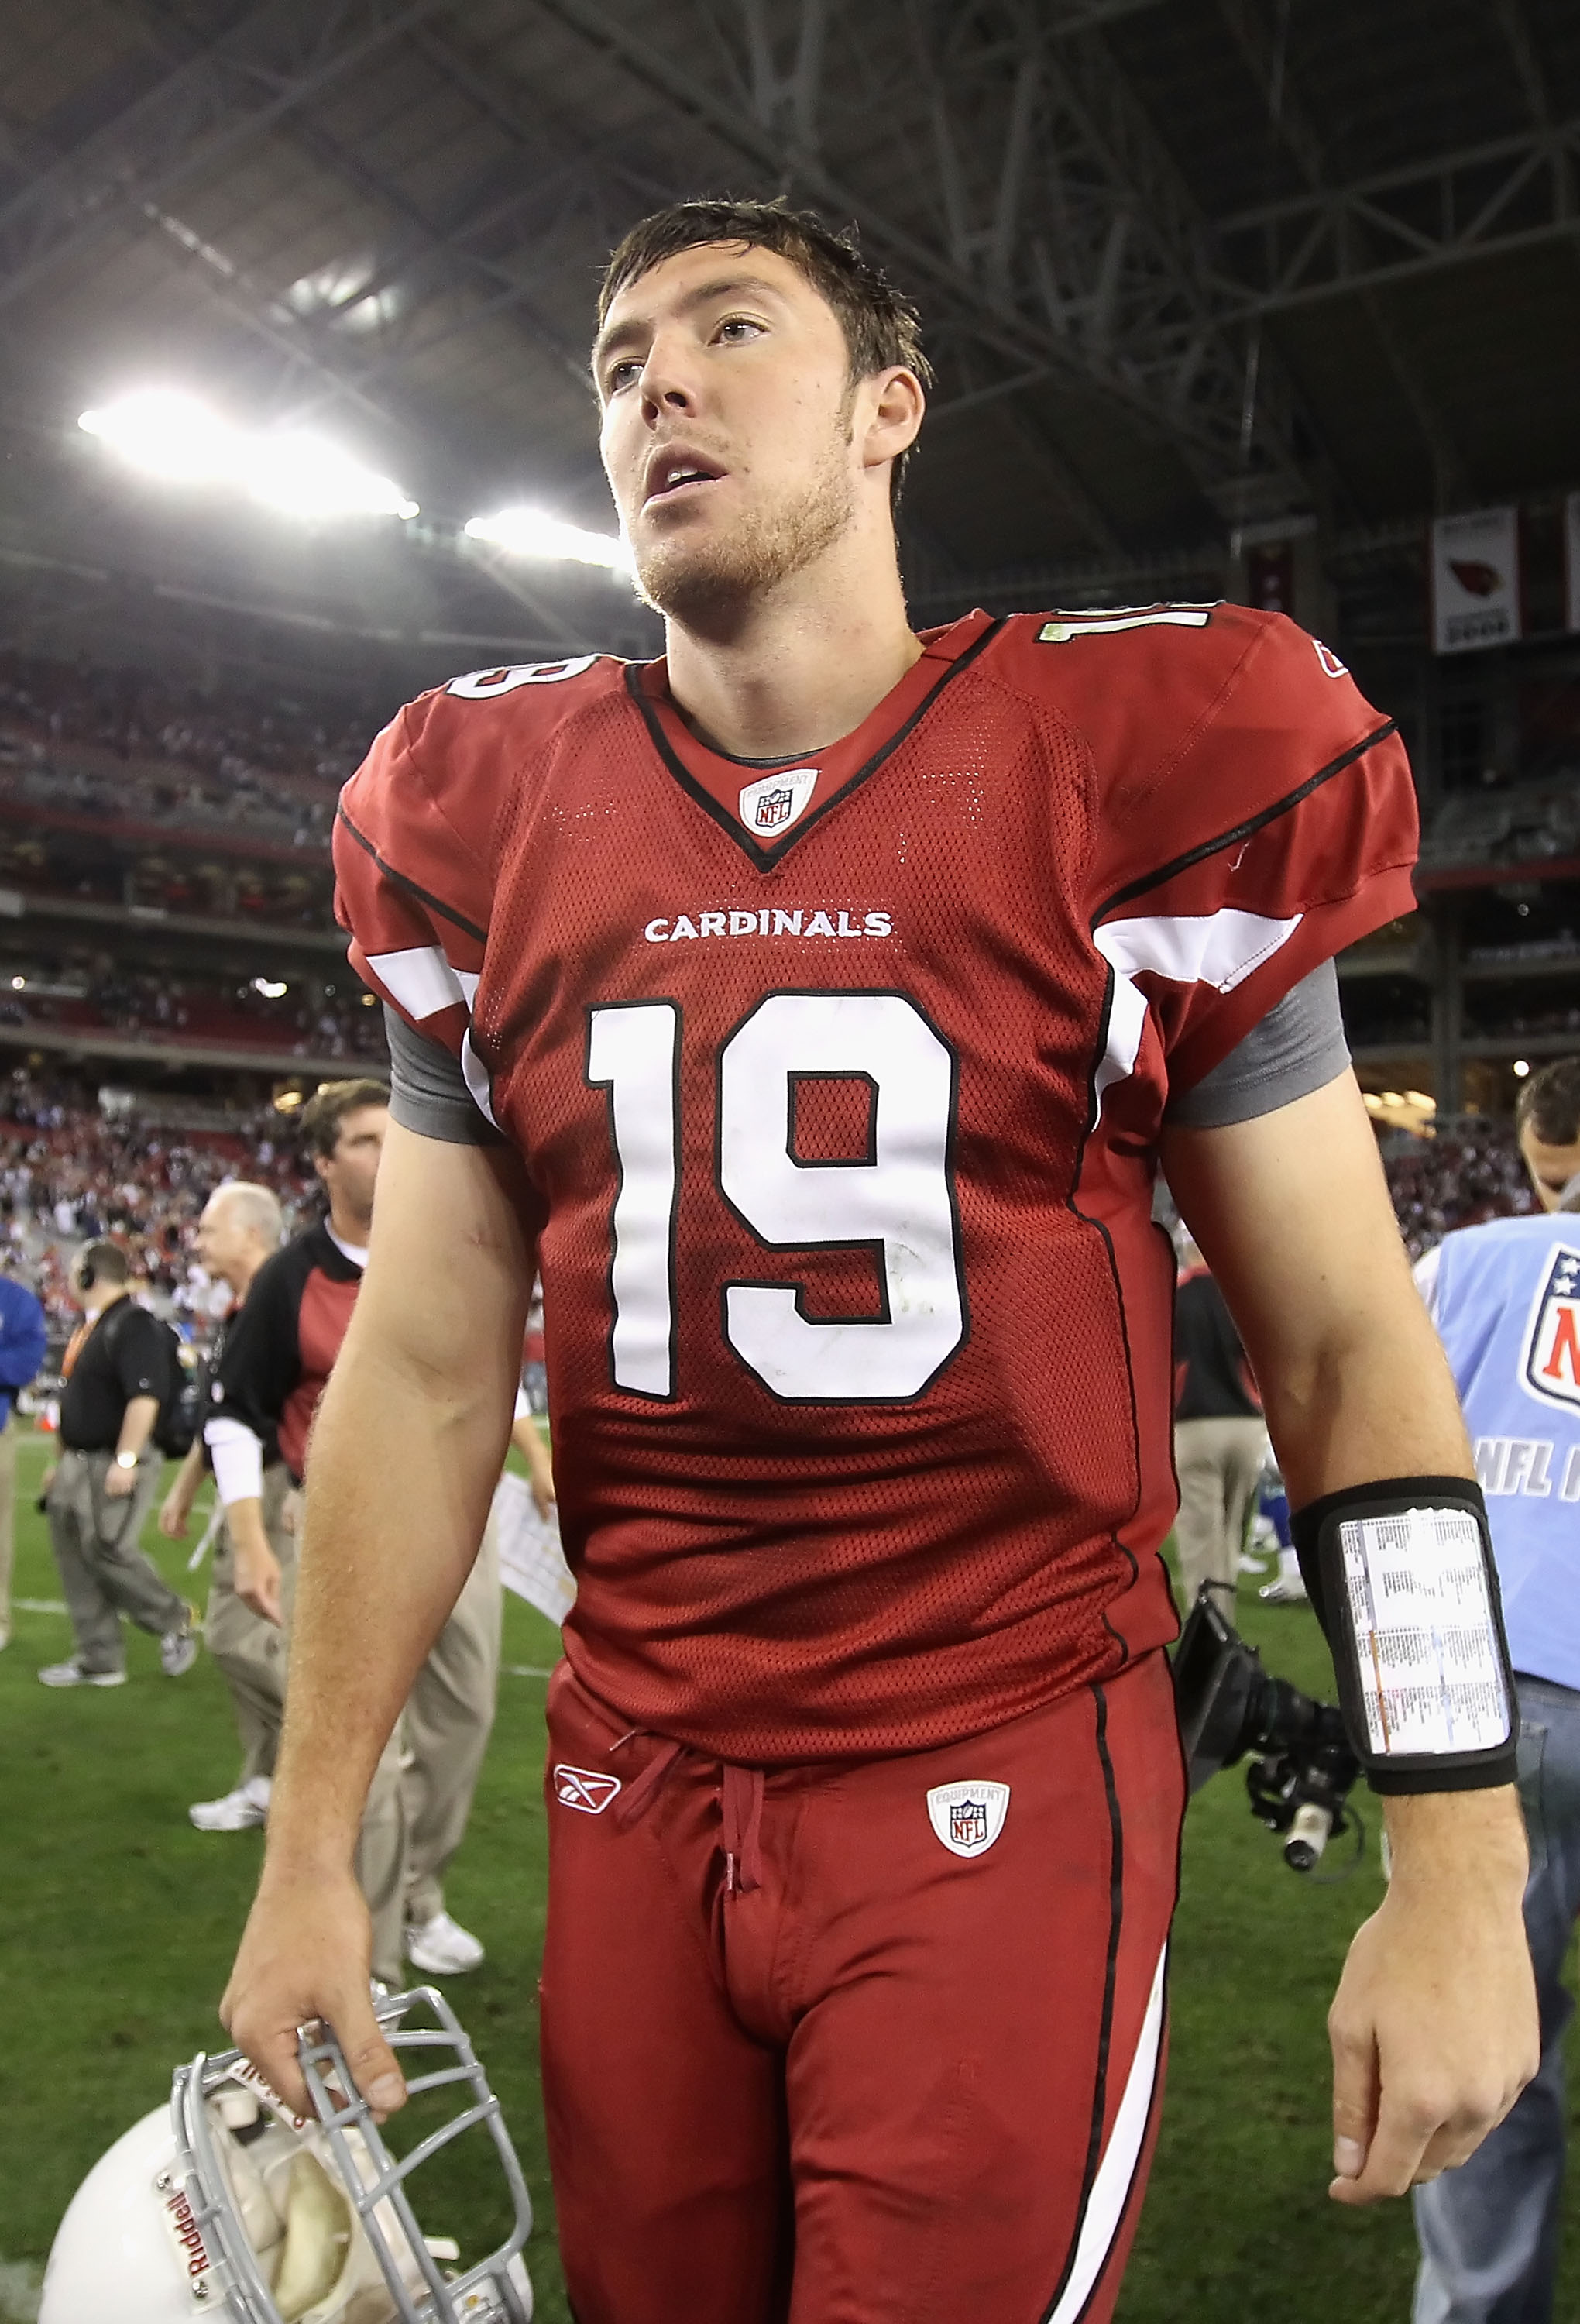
[252,977,288,999]
[464,507,633,576]
[1513,1058,1531,1077]
[77,394,417,521]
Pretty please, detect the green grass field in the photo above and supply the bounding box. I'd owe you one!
[2,1425,1576,2320]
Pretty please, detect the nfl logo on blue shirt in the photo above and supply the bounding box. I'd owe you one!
[1524,1246,1580,1408]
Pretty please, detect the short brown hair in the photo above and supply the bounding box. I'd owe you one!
[597,198,931,506]
[1516,1058,1580,1147]
[300,1078,389,1162]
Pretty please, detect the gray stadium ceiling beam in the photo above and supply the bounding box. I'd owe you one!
[1214,0,1471,511]
[0,0,450,317]
[1015,13,1333,525]
[1214,117,1580,316]
[1,56,483,490]
[1493,0,1553,130]
[270,105,595,393]
[525,0,1298,543]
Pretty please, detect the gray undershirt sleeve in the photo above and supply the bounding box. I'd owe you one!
[1164,957,1351,1129]
[384,1004,506,1145]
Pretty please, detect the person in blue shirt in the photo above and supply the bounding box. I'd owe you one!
[0,1262,48,1649]
[1412,1056,1580,2323]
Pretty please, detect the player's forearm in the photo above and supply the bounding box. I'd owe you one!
[266,1345,512,1874]
[1382,1786,1527,1892]
[1162,1078,1474,1504]
[1250,1297,1473,1507]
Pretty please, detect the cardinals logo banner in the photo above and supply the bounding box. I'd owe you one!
[1432,507,1521,655]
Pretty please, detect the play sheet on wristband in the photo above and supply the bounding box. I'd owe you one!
[1338,1507,1512,1756]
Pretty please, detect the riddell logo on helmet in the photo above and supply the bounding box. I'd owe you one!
[160,2181,215,2286]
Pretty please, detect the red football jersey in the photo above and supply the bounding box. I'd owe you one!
[335,605,1417,1762]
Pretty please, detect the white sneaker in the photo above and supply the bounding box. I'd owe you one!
[39,1659,126,1687]
[404,1911,486,1975]
[189,1778,270,1831]
[1259,1576,1308,1605]
[160,1604,200,1677]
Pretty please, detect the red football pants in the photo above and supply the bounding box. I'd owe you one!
[539,1650,1184,2324]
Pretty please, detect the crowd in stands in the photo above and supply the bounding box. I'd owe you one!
[0,1070,319,1350]
[0,650,382,832]
[0,964,388,1063]
[1382,1124,1536,1260]
[0,650,377,780]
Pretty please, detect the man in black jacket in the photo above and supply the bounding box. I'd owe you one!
[39,1239,195,1688]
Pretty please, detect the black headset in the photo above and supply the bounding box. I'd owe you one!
[72,1245,108,1295]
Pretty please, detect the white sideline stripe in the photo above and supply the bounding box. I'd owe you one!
[15,1597,67,1615]
[1047,1944,1167,2324]
[1092,908,1302,1105]
[366,944,467,1021]
[503,1664,555,1679]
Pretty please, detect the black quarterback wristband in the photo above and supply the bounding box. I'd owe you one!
[1290,1477,1518,1796]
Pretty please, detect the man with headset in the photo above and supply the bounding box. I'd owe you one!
[39,1238,196,1688]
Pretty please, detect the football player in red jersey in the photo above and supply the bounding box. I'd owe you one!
[222,201,1537,2323]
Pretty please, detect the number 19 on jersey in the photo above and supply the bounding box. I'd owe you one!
[586,992,968,1404]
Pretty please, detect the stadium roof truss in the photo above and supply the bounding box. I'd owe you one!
[0,0,1572,655]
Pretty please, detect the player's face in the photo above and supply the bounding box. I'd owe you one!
[595,243,866,622]
[1518,1122,1580,1211]
[315,1105,387,1225]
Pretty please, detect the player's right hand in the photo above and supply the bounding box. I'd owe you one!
[221,1865,408,2125]
[158,1490,190,1539]
[235,1541,283,1625]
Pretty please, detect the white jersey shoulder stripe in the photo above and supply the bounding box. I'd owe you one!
[1092,908,1303,1105]
[366,944,468,1022]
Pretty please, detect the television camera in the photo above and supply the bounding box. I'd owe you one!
[1173,1584,1362,1873]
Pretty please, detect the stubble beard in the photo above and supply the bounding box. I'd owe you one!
[633,425,857,630]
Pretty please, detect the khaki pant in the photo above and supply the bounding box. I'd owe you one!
[1173,1416,1267,1617]
[204,1463,297,1789]
[46,1446,182,1673]
[0,1413,14,1648]
[402,1514,502,1927]
[283,1513,501,1987]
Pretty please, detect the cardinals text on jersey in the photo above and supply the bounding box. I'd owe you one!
[335,603,1417,1762]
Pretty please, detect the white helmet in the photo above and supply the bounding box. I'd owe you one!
[40,1986,531,2324]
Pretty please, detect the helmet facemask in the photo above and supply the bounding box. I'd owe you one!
[166,1987,532,2324]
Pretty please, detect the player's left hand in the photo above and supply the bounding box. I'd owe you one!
[1327,1786,1537,2204]
[104,1463,136,1500]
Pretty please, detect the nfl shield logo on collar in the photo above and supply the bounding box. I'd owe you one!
[1522,1243,1580,1409]
[926,1779,1010,1859]
[738,765,818,836]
